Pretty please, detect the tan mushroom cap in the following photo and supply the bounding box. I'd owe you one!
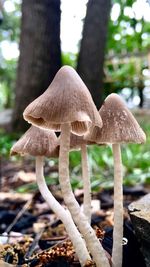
[85,93,146,144]
[57,133,95,151]
[10,126,59,158]
[70,134,96,150]
[23,66,102,136]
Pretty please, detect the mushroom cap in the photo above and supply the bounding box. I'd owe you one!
[85,93,146,144]
[70,133,95,150]
[10,126,59,157]
[57,133,95,151]
[23,66,102,136]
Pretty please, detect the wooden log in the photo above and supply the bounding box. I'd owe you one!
[128,194,150,267]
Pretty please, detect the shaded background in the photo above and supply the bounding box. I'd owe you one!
[0,0,150,130]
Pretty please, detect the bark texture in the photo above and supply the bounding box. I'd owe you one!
[128,194,150,267]
[12,0,61,130]
[77,0,111,109]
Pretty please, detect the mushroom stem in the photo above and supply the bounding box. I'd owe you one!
[112,144,123,267]
[59,123,110,267]
[35,156,91,267]
[81,144,91,224]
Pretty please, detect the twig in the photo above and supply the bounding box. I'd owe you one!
[5,198,32,241]
[24,227,45,259]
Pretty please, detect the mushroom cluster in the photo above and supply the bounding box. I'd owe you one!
[85,93,146,267]
[11,66,146,267]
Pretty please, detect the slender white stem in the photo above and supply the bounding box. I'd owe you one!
[112,144,123,267]
[59,123,110,267]
[81,144,91,224]
[36,156,91,266]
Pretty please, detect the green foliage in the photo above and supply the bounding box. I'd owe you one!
[0,129,21,157]
[16,175,59,193]
[0,0,21,110]
[1,118,149,192]
[0,2,21,43]
[61,52,77,68]
[107,0,150,54]
[0,59,17,109]
[69,122,150,191]
[104,0,150,95]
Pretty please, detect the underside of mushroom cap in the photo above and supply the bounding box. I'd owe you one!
[85,93,146,144]
[23,66,102,136]
[69,133,95,150]
[10,126,59,157]
[57,133,95,151]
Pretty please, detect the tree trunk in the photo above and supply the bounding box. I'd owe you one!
[77,0,111,109]
[138,80,144,108]
[12,0,61,131]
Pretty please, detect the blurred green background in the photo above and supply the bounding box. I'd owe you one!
[0,0,150,192]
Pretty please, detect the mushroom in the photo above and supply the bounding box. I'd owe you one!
[85,93,146,267]
[10,125,92,266]
[69,133,95,224]
[23,66,110,267]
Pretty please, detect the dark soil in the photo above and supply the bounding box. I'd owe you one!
[0,158,148,266]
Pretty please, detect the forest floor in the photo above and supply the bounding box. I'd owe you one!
[0,158,149,267]
[0,109,150,267]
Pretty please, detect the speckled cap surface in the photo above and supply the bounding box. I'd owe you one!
[85,93,146,144]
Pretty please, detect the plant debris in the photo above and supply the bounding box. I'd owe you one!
[0,156,149,266]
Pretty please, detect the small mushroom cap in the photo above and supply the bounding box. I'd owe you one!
[10,126,59,157]
[70,134,90,150]
[70,134,96,150]
[57,133,95,151]
[85,93,146,144]
[23,66,102,136]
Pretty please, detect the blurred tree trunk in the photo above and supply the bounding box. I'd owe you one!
[12,0,61,131]
[138,80,144,108]
[77,0,111,109]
